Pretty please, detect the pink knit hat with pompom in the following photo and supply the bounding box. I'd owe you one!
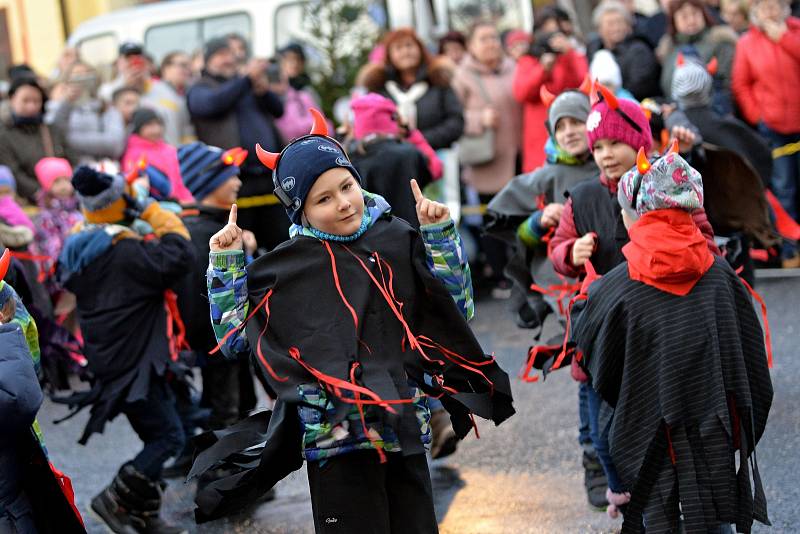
[585,83,652,154]
[35,157,74,193]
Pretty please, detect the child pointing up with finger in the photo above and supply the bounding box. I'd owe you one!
[196,109,514,531]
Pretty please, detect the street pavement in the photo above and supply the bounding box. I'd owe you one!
[39,276,799,533]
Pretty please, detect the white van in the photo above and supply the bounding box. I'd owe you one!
[67,0,533,71]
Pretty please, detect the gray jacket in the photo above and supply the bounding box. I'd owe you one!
[48,98,126,162]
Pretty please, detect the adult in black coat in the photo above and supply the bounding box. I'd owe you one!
[187,37,287,251]
[358,28,464,150]
[588,1,662,100]
[56,167,194,534]
[349,137,433,230]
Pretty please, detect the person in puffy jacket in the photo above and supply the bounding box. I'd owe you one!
[732,0,800,266]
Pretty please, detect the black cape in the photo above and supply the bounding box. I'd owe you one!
[193,215,514,521]
[570,258,772,533]
[484,160,598,331]
[56,234,195,443]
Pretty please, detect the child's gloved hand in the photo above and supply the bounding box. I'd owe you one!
[410,179,450,226]
[210,204,243,252]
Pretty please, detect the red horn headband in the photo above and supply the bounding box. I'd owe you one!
[256,108,331,171]
[0,248,10,281]
[636,147,651,175]
[578,75,592,96]
[596,82,619,110]
[125,156,147,184]
[539,85,556,108]
[222,147,248,167]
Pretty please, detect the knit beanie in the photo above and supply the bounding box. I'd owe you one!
[350,93,400,139]
[72,166,127,224]
[0,166,15,191]
[178,142,244,201]
[34,158,73,193]
[547,91,590,136]
[256,108,362,225]
[671,59,713,110]
[131,108,162,135]
[204,37,231,63]
[586,85,652,154]
[590,50,623,90]
[274,137,362,225]
[618,149,704,220]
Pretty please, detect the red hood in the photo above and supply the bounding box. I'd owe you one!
[622,209,714,296]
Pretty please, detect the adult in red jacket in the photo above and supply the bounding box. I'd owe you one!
[731,0,800,265]
[513,32,587,172]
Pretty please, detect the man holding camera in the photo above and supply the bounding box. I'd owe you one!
[187,37,286,250]
[98,42,152,103]
[512,30,588,172]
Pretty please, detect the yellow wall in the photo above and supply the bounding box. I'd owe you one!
[0,0,142,78]
[65,0,142,31]
[0,0,65,75]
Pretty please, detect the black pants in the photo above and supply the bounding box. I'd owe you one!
[121,375,185,480]
[306,451,438,534]
[479,192,510,283]
[201,359,240,429]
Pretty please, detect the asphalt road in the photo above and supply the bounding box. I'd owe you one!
[38,275,799,533]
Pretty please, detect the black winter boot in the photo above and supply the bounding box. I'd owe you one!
[91,464,187,534]
[582,447,609,510]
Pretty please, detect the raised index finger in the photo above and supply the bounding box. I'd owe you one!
[410,179,424,203]
[229,204,238,225]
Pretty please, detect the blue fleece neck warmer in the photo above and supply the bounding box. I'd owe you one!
[275,136,362,225]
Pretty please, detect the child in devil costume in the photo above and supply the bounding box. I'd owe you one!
[569,148,773,533]
[485,86,610,509]
[542,82,721,513]
[194,109,514,531]
[55,166,194,534]
[486,82,596,331]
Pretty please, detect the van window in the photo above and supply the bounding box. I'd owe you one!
[145,20,201,64]
[204,12,251,42]
[78,33,118,71]
[145,12,252,64]
[446,0,525,33]
[274,2,387,49]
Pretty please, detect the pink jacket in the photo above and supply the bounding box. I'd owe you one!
[0,195,35,232]
[121,134,194,203]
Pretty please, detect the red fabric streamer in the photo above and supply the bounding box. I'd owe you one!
[737,276,773,368]
[163,290,188,362]
[50,463,84,527]
[766,189,800,241]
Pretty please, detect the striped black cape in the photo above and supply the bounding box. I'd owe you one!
[571,258,772,533]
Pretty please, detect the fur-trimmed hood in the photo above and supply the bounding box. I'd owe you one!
[357,55,456,93]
